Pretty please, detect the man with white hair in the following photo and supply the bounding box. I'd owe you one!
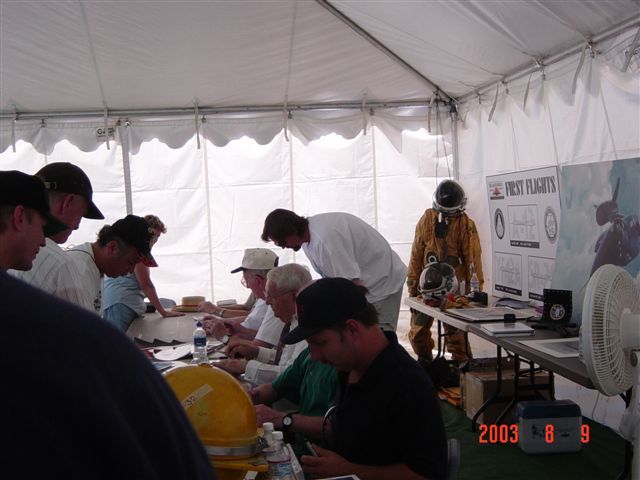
[215,263,312,385]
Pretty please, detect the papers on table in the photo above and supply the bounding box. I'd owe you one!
[447,306,533,322]
[518,337,580,358]
[480,321,535,336]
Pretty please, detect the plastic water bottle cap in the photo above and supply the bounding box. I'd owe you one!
[262,422,274,433]
[273,431,284,441]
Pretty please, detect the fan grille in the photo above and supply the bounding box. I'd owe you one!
[584,265,639,396]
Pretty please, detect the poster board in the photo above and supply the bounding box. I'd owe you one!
[486,166,561,301]
[551,158,640,326]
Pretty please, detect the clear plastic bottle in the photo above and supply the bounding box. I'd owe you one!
[470,264,480,293]
[266,431,294,479]
[262,422,275,449]
[191,320,208,364]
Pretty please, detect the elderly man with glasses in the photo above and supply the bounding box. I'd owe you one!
[215,263,311,385]
[200,248,284,349]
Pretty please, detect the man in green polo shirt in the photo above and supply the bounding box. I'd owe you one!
[250,346,338,455]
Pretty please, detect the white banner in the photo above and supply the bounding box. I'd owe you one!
[486,166,561,301]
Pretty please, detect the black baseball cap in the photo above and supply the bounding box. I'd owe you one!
[111,215,158,267]
[0,170,69,237]
[36,162,104,219]
[283,277,368,344]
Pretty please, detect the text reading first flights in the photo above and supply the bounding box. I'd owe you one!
[505,176,556,197]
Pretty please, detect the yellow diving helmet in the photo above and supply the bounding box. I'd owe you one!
[164,364,260,459]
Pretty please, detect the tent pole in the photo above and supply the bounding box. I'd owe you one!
[315,0,453,103]
[118,122,133,215]
[0,99,449,121]
[450,106,460,180]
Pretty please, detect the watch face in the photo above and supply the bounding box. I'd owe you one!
[222,335,230,345]
[283,415,293,427]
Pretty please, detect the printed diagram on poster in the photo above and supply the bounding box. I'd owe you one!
[487,166,561,301]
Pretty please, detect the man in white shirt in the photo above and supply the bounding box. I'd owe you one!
[12,163,104,310]
[0,170,66,272]
[201,248,283,348]
[67,215,157,314]
[261,209,407,331]
[215,263,312,385]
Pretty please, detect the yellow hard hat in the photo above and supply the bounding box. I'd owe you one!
[165,364,260,459]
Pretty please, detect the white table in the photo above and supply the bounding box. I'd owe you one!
[126,311,202,344]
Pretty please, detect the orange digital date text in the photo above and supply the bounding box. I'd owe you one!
[478,424,591,444]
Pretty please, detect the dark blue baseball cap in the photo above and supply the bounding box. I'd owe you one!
[283,277,368,344]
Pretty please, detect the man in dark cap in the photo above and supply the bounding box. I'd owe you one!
[12,162,105,309]
[67,215,157,314]
[284,278,448,480]
[0,170,66,271]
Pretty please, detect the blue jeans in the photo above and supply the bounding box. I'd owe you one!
[104,303,139,332]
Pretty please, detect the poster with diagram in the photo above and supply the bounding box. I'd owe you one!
[486,166,560,301]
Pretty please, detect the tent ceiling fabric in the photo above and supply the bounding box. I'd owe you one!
[1,0,638,118]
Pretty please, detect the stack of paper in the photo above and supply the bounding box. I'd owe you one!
[480,322,535,336]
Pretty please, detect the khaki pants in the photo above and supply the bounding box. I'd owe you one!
[408,309,472,362]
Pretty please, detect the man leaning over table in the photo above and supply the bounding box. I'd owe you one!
[11,162,104,311]
[66,215,158,315]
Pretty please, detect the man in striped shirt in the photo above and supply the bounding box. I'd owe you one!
[12,163,104,310]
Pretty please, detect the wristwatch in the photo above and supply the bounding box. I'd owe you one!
[281,413,294,432]
[222,334,231,345]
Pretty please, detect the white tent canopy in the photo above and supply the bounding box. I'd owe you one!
[1,0,639,431]
[1,1,638,150]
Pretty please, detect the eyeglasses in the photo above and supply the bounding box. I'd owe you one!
[265,289,291,303]
[241,274,264,288]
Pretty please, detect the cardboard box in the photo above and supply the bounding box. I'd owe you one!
[464,369,551,424]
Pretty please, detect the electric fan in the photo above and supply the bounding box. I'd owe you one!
[582,264,640,478]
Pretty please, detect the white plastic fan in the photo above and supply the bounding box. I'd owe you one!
[582,264,640,478]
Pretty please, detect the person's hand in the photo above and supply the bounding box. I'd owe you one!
[202,318,221,336]
[198,301,216,314]
[301,444,352,478]
[254,404,285,428]
[224,320,249,337]
[226,342,259,360]
[160,310,184,318]
[213,358,247,376]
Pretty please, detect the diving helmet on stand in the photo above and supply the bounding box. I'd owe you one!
[418,261,459,305]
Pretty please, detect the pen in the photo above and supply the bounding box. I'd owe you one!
[305,440,319,457]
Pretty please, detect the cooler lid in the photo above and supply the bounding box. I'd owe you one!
[516,400,581,419]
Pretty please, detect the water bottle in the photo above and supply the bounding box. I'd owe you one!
[266,431,294,479]
[191,320,208,364]
[262,422,275,449]
[470,264,480,293]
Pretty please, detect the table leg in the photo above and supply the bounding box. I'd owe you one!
[471,345,503,432]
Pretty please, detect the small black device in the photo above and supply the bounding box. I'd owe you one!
[472,291,488,305]
[504,313,516,324]
[435,218,450,238]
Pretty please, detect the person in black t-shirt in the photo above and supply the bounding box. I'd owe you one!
[282,277,448,480]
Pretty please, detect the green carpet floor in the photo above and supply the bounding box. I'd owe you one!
[441,401,627,480]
